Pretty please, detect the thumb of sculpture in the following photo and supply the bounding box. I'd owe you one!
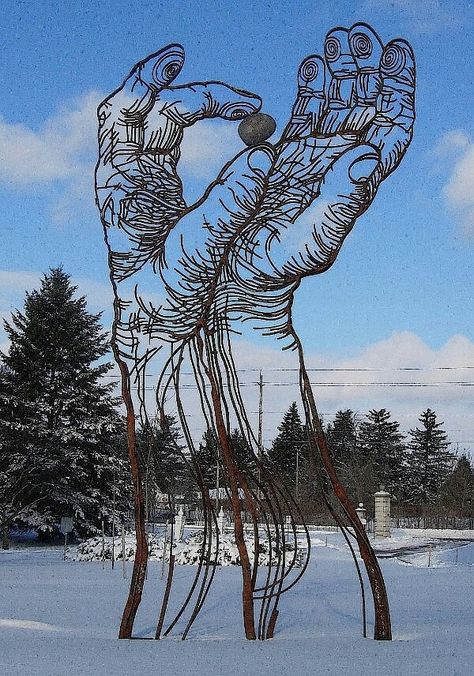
[238,112,276,146]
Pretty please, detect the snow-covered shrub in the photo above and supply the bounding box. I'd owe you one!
[67,531,307,567]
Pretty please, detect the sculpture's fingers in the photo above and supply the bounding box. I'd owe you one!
[127,43,185,91]
[343,23,384,132]
[157,81,262,126]
[275,143,380,277]
[98,44,186,121]
[363,39,416,178]
[280,55,326,141]
[317,28,357,135]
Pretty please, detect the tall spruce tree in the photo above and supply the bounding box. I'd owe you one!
[438,454,474,517]
[325,410,363,500]
[195,428,257,490]
[267,403,308,494]
[137,414,193,505]
[358,409,406,498]
[0,268,130,540]
[195,429,220,489]
[325,409,359,470]
[405,409,455,504]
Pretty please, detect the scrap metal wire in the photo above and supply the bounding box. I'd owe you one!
[95,22,415,641]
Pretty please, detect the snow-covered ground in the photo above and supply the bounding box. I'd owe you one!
[1,529,473,675]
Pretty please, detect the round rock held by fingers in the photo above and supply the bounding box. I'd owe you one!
[238,112,276,146]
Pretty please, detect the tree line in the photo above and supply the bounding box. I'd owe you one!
[266,403,473,519]
[136,401,474,524]
[1,269,473,548]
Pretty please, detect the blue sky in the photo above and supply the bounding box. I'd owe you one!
[1,0,474,447]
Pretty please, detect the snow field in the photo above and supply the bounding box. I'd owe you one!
[1,531,473,675]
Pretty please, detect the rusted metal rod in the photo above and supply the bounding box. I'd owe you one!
[296,338,391,640]
[116,357,148,640]
[198,332,257,640]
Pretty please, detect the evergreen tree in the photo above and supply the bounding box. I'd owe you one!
[195,427,257,489]
[358,409,406,498]
[438,454,474,517]
[405,409,455,504]
[0,268,130,539]
[325,409,367,502]
[195,429,220,488]
[324,408,399,508]
[0,365,42,548]
[229,428,257,475]
[267,403,308,494]
[325,409,359,470]
[137,414,192,503]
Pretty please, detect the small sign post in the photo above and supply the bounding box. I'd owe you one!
[60,516,74,560]
[121,522,127,579]
[355,503,367,530]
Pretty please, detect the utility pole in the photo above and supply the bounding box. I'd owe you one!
[257,372,264,492]
[295,445,299,500]
[111,469,116,570]
[216,457,220,512]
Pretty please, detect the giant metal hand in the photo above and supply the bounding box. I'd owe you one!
[95,23,415,642]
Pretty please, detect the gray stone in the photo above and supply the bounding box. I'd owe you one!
[238,112,276,146]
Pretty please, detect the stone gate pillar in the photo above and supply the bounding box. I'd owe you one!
[374,488,391,538]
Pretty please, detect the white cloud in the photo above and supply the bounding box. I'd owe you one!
[0,91,100,224]
[0,118,69,184]
[132,331,474,450]
[73,278,113,313]
[275,200,330,257]
[443,146,474,208]
[2,276,472,452]
[0,92,99,185]
[438,130,474,237]
[179,120,243,180]
[227,331,474,450]
[434,130,470,158]
[136,330,474,452]
[0,92,245,222]
[0,270,41,291]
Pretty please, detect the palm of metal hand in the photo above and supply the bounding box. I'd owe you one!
[242,24,415,280]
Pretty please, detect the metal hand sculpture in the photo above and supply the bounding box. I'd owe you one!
[95,23,415,641]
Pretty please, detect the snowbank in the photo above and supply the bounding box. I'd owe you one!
[67,531,306,567]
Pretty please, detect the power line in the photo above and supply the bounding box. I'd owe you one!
[133,381,474,390]
[103,365,474,377]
